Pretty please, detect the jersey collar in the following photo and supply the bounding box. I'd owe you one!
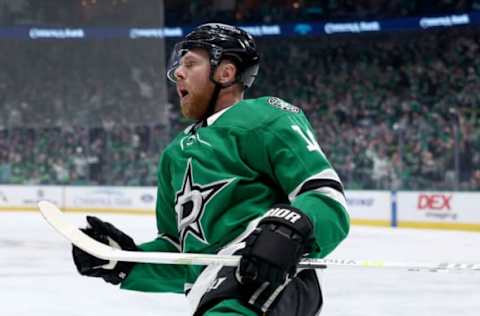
[205,105,232,126]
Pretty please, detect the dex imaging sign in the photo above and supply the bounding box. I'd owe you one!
[397,192,480,225]
[416,193,457,220]
[417,194,452,211]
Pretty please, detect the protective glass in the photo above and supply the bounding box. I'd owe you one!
[166,40,223,83]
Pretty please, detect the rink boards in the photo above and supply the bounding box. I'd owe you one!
[0,185,479,231]
[0,185,156,215]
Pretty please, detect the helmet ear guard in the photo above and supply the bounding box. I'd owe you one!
[239,63,259,89]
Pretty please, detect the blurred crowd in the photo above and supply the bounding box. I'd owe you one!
[0,125,165,186]
[0,40,168,128]
[1,26,479,190]
[0,39,171,186]
[252,27,480,190]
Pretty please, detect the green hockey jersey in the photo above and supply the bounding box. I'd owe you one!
[121,96,350,294]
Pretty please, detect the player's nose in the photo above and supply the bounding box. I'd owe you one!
[174,66,186,81]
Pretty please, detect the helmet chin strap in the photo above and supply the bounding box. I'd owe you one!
[201,68,238,126]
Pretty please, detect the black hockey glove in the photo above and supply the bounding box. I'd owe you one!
[238,205,315,287]
[72,216,137,285]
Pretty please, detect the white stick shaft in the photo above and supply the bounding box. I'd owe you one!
[38,201,480,273]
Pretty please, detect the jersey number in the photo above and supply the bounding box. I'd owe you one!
[291,125,325,156]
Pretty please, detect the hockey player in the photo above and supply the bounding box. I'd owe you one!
[72,23,350,315]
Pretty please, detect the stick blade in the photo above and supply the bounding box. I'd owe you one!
[36,200,225,265]
[38,200,116,260]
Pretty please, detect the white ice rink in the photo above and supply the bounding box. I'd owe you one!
[1,211,480,316]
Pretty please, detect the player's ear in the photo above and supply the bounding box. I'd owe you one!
[216,60,237,85]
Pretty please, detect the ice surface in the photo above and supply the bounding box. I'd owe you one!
[1,211,479,316]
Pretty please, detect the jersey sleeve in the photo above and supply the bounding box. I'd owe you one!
[243,109,350,258]
[120,151,186,293]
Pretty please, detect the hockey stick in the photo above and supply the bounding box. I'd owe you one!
[38,200,480,273]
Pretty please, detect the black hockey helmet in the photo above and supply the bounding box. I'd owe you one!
[167,23,260,89]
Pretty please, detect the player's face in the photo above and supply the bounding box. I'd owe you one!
[174,49,214,120]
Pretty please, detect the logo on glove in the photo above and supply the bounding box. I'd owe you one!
[266,208,301,224]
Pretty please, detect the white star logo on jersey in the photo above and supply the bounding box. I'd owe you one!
[175,159,234,251]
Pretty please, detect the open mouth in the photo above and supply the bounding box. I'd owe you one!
[178,87,189,98]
